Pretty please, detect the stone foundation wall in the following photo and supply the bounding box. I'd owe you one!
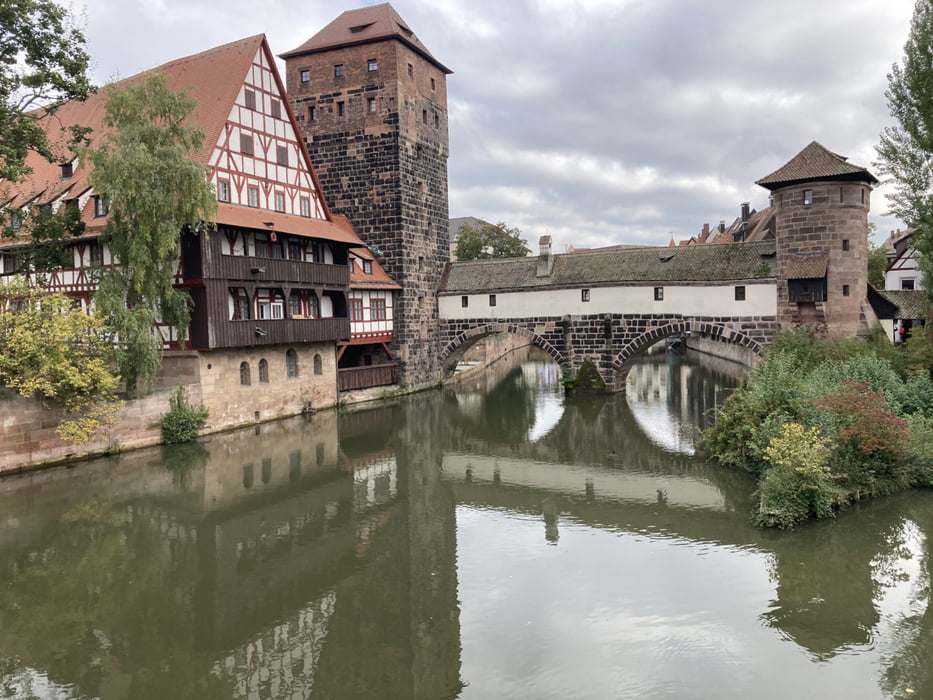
[0,343,339,474]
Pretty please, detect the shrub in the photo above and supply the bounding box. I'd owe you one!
[756,423,838,528]
[906,414,933,487]
[159,387,208,444]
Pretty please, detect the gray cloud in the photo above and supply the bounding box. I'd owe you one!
[77,0,913,249]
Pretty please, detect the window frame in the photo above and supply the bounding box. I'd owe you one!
[240,134,254,155]
[734,285,746,301]
[334,64,344,78]
[581,289,590,302]
[300,69,310,83]
[654,286,664,301]
[371,298,387,321]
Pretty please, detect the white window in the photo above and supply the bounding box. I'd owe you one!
[368,59,378,71]
[217,180,230,202]
[803,190,813,206]
[300,197,310,217]
[274,192,285,212]
[248,186,259,208]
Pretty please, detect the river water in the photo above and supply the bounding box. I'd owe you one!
[0,347,931,699]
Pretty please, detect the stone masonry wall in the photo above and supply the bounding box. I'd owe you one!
[0,344,338,474]
[440,313,779,391]
[286,38,450,391]
[772,181,870,337]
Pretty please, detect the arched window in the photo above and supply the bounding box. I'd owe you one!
[313,353,323,376]
[286,348,299,378]
[240,361,251,386]
[258,358,269,383]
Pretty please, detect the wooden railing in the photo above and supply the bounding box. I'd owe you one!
[213,317,350,349]
[338,363,399,391]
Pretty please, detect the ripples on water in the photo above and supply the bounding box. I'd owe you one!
[0,346,931,699]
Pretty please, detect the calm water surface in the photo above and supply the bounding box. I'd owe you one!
[1,348,931,699]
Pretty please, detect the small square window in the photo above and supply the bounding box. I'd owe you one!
[368,97,376,113]
[654,287,664,301]
[489,294,497,307]
[244,89,256,110]
[334,64,344,78]
[217,180,231,202]
[60,162,73,179]
[734,285,746,301]
[461,295,469,308]
[902,278,916,291]
[276,145,288,166]
[803,190,813,206]
[368,59,378,71]
[300,69,310,83]
[274,192,285,212]
[842,239,850,251]
[270,99,281,119]
[337,101,345,117]
[248,186,259,208]
[581,289,590,302]
[842,284,850,297]
[240,134,254,155]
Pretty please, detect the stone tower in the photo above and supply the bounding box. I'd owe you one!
[281,4,452,389]
[756,142,879,338]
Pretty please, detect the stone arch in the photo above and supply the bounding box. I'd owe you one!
[610,319,764,390]
[440,322,565,375]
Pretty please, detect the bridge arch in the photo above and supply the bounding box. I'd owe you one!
[610,319,764,389]
[440,323,565,375]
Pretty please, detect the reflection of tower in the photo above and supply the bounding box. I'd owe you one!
[282,5,452,389]
[756,142,878,337]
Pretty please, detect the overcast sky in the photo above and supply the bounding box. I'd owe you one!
[75,0,915,251]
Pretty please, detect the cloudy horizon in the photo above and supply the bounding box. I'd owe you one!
[76,0,915,251]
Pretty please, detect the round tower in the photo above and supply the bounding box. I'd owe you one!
[756,142,879,338]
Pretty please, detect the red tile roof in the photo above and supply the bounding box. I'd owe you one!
[349,246,401,290]
[280,3,452,74]
[215,203,363,246]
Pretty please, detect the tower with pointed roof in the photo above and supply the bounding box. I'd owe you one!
[282,3,452,388]
[756,141,879,337]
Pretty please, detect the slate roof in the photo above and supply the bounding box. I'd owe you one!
[877,290,929,319]
[280,3,452,74]
[756,141,878,190]
[785,252,829,280]
[439,241,776,293]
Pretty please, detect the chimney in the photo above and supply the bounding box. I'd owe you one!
[536,235,554,277]
[719,220,726,233]
[741,202,750,223]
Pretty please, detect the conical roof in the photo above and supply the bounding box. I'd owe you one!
[280,3,451,74]
[755,141,878,190]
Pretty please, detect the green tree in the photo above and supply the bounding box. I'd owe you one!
[455,221,530,261]
[85,72,217,397]
[0,0,93,182]
[876,0,933,308]
[0,276,120,443]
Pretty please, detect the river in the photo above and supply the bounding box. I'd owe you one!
[0,347,931,699]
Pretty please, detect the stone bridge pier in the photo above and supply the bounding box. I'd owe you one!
[439,313,778,391]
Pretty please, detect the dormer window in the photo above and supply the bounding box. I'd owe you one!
[94,195,108,217]
[60,162,73,179]
[363,260,373,274]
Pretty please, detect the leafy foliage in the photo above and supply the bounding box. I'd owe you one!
[159,386,208,444]
[85,72,217,397]
[875,0,933,310]
[702,328,933,527]
[0,276,120,443]
[757,423,838,528]
[455,221,530,260]
[0,0,93,183]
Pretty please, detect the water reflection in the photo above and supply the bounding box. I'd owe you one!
[0,349,931,699]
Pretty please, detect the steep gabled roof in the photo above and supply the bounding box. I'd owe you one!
[755,141,878,190]
[280,3,452,74]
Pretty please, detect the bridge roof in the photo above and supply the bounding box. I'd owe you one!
[439,241,775,293]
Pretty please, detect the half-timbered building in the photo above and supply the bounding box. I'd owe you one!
[0,35,399,426]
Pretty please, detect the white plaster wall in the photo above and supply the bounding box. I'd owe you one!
[439,282,777,320]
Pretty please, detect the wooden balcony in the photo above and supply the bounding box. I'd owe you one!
[338,363,399,392]
[206,255,349,287]
[211,316,350,349]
